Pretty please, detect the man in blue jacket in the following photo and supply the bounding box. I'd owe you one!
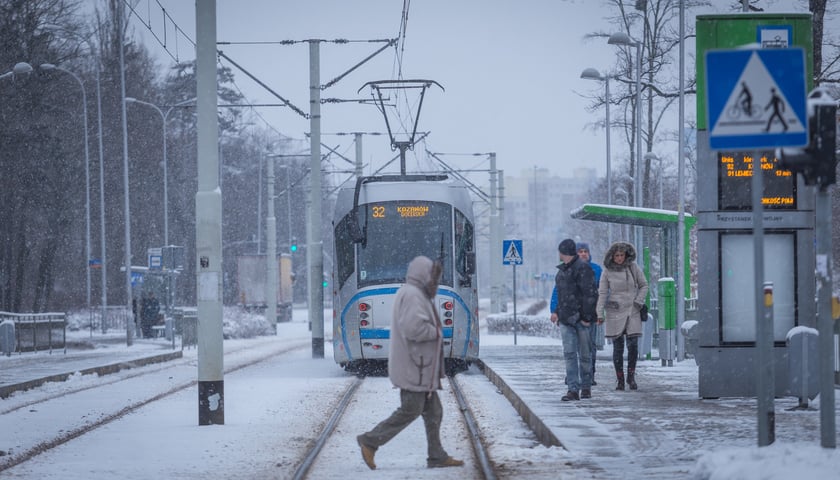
[550,239,598,401]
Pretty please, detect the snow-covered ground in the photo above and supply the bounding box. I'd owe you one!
[0,305,838,478]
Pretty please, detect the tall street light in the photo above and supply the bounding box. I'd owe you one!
[608,31,643,250]
[125,96,195,246]
[580,67,613,245]
[41,24,109,332]
[40,63,92,318]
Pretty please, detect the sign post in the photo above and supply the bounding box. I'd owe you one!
[706,46,807,447]
[503,239,523,345]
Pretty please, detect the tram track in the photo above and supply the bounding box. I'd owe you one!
[292,374,498,479]
[0,339,309,473]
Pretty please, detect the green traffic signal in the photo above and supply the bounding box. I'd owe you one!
[290,244,297,252]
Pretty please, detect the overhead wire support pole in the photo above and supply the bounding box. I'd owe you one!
[308,40,325,358]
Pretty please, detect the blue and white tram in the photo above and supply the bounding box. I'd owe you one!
[331,174,479,375]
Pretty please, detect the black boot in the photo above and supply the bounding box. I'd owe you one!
[615,371,625,391]
[627,369,637,390]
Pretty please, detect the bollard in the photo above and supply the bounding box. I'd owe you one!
[787,326,819,409]
[657,278,676,366]
[0,320,15,356]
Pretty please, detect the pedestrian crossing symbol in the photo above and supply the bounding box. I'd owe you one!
[706,47,807,150]
[502,239,523,265]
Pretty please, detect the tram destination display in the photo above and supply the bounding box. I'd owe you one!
[718,151,796,210]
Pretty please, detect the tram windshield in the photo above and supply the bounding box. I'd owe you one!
[356,200,453,288]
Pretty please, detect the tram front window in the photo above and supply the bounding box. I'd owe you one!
[357,201,453,288]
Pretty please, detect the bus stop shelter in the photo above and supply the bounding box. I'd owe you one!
[569,203,695,298]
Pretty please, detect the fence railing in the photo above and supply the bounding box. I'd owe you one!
[0,311,66,355]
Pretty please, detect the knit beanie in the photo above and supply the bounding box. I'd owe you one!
[558,239,577,256]
[576,242,590,253]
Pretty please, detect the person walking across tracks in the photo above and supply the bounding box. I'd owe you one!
[550,239,599,401]
[357,256,464,470]
[596,241,649,391]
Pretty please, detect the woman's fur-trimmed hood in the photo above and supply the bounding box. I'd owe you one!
[603,242,638,270]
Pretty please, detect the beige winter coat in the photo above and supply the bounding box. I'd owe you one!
[388,256,445,392]
[596,242,649,339]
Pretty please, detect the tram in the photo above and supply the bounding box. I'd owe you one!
[331,174,479,375]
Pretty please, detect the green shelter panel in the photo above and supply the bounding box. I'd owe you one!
[569,204,696,229]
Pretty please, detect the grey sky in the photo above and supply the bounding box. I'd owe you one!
[130,0,617,178]
[130,0,810,179]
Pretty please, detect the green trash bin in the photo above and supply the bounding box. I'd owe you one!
[657,279,676,330]
[657,278,676,365]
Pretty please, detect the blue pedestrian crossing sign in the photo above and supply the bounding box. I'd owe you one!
[705,47,807,150]
[502,239,523,265]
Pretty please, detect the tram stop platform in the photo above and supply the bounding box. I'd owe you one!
[477,341,840,479]
[0,332,181,399]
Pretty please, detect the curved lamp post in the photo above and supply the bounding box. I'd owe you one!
[41,63,92,318]
[580,67,613,245]
[0,61,34,79]
[125,97,195,246]
[608,31,643,250]
[41,25,110,333]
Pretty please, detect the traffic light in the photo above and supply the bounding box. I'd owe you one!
[778,87,837,188]
[290,237,298,252]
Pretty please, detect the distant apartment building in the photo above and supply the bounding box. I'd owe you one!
[475,166,598,300]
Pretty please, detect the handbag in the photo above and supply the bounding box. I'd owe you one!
[629,265,648,322]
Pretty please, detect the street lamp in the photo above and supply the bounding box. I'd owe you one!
[608,31,643,250]
[580,67,613,245]
[0,62,34,79]
[125,97,195,246]
[644,152,661,209]
[40,63,92,319]
[41,23,111,334]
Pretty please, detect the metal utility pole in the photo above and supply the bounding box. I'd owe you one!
[815,184,836,448]
[308,41,325,358]
[117,1,134,347]
[489,153,500,314]
[265,156,277,331]
[752,150,774,446]
[196,0,224,425]
[676,0,686,361]
[354,133,364,177]
[498,171,506,309]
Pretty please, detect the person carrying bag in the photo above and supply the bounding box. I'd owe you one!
[595,241,648,391]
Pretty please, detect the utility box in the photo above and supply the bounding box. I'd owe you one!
[0,320,14,356]
[787,326,819,405]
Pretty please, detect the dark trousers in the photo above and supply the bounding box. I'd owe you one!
[612,334,639,372]
[359,389,448,462]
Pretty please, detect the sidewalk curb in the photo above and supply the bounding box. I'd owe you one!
[0,350,183,399]
[475,358,564,449]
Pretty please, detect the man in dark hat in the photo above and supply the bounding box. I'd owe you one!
[576,242,602,383]
[550,239,598,400]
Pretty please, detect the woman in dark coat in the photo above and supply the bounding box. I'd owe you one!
[595,242,648,390]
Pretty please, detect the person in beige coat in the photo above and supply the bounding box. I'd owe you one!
[596,242,648,390]
[357,256,463,470]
